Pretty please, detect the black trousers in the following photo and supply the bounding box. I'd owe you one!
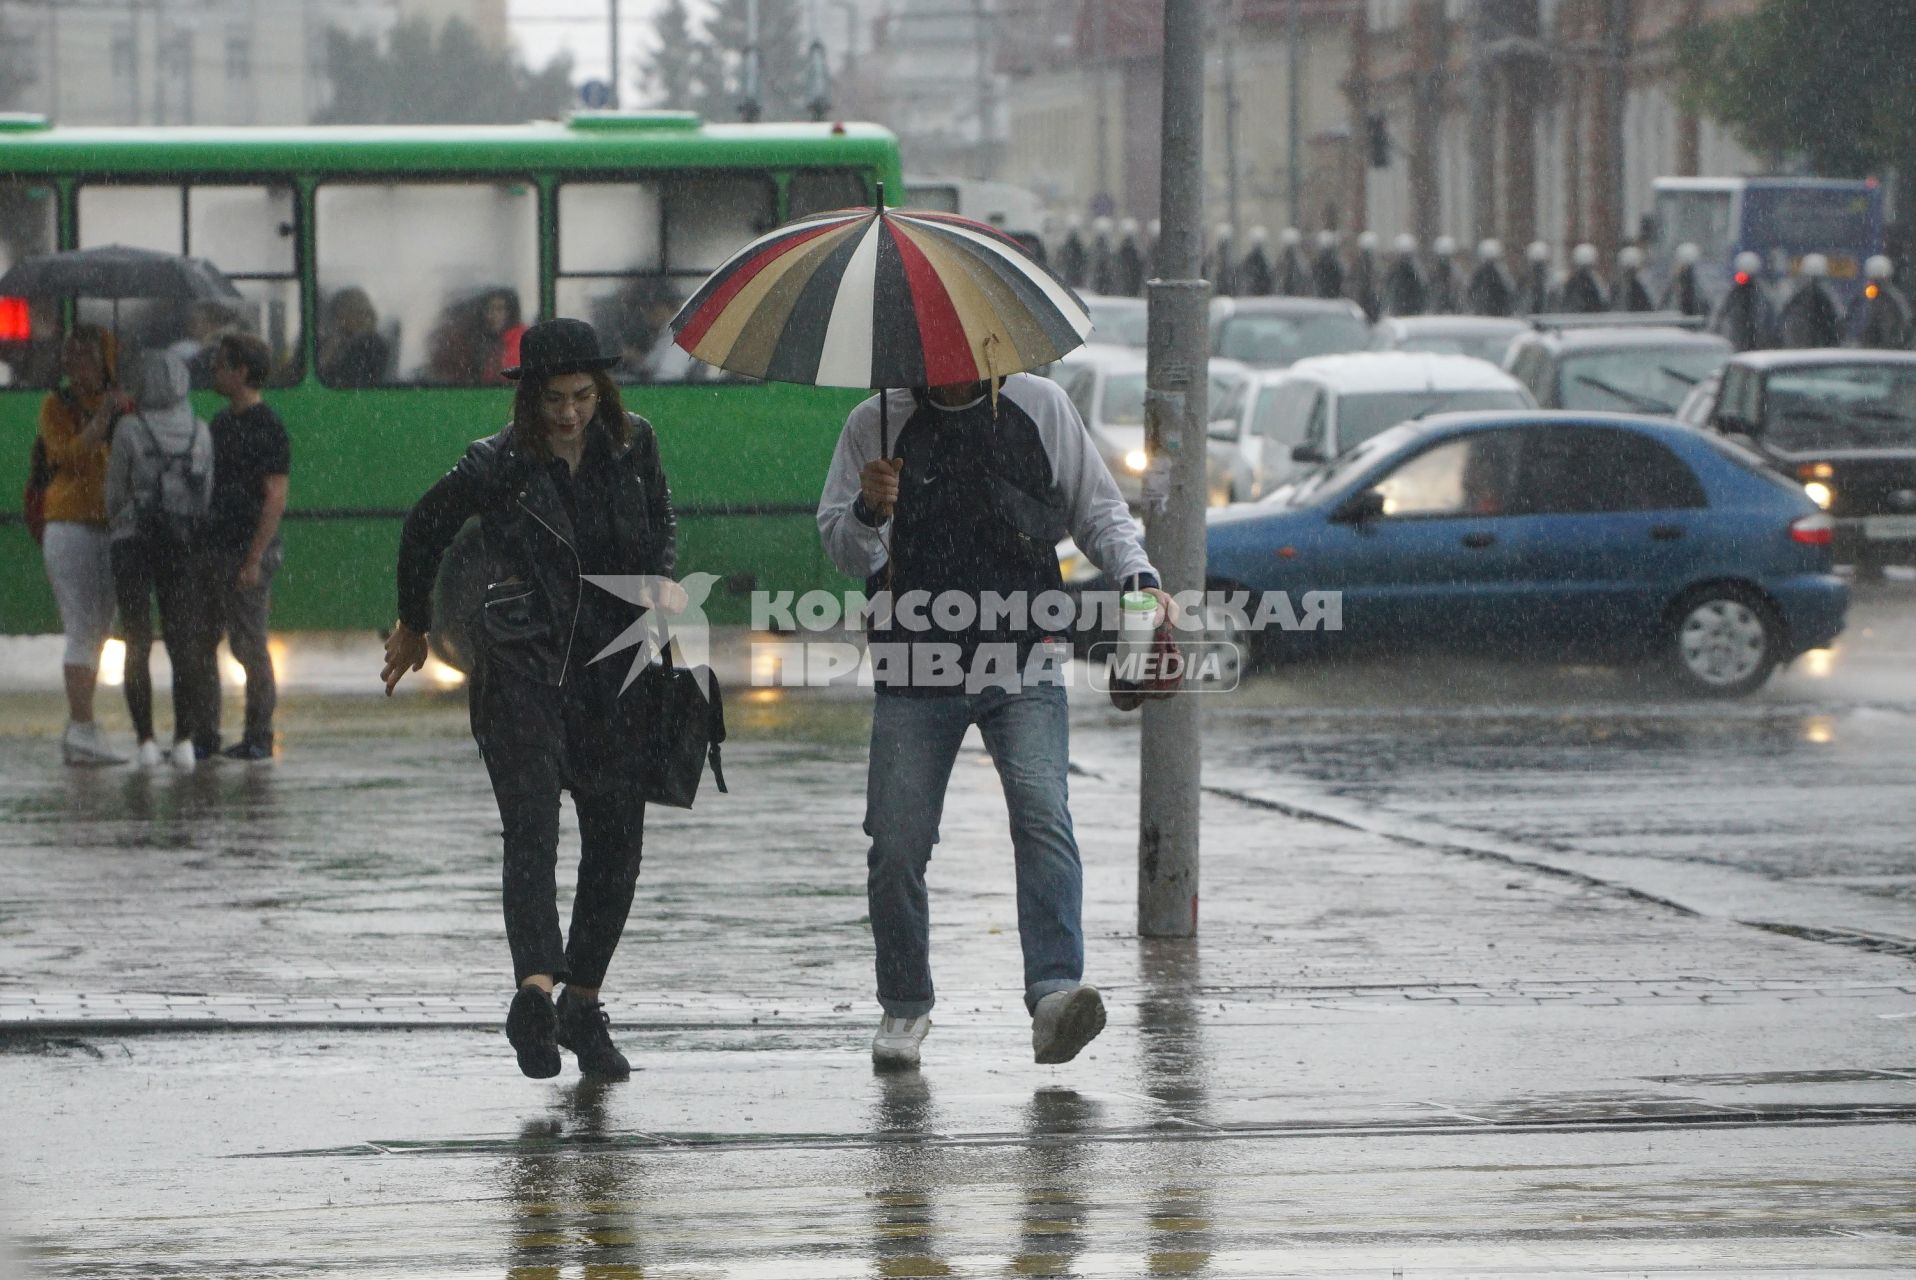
[476,661,645,989]
[110,534,218,747]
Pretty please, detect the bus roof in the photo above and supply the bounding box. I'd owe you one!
[1652,176,1880,194]
[0,116,901,175]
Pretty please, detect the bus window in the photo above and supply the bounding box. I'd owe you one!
[316,181,538,386]
[76,182,303,387]
[557,175,773,384]
[665,175,775,273]
[788,169,868,219]
[0,183,60,389]
[1654,189,1733,267]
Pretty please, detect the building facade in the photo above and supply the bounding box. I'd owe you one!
[986,0,1767,259]
[0,0,508,127]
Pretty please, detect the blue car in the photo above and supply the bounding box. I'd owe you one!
[1202,412,1847,695]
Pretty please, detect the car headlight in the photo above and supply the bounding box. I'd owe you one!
[1803,480,1833,510]
[1124,448,1148,473]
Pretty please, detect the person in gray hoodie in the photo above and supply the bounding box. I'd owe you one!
[104,349,217,768]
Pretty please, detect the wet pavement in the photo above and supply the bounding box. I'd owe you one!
[2,581,1914,1277]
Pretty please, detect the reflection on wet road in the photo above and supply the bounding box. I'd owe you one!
[2,587,1915,1276]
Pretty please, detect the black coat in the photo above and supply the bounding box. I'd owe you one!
[398,414,677,689]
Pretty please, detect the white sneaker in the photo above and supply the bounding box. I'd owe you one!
[871,1013,931,1070]
[61,721,127,767]
[1032,985,1106,1065]
[135,739,163,768]
[169,739,198,769]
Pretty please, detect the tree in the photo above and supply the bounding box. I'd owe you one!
[1675,0,1916,177]
[636,0,707,110]
[694,0,810,122]
[318,17,576,125]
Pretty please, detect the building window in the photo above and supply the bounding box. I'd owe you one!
[226,31,252,81]
[110,28,137,120]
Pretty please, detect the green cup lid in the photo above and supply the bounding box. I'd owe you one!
[1121,591,1159,611]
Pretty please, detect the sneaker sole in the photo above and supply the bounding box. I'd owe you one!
[1034,987,1107,1065]
[871,1046,922,1072]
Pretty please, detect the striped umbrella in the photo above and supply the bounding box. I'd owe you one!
[671,197,1091,413]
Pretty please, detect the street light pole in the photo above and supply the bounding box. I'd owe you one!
[1139,0,1207,940]
[1286,0,1301,227]
[608,0,620,109]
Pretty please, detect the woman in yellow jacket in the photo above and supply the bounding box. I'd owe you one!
[39,324,132,764]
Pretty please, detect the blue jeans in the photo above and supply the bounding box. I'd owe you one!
[864,683,1084,1017]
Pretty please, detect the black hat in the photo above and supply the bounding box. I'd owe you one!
[500,317,620,380]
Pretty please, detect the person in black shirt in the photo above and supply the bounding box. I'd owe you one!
[201,332,291,760]
[382,318,682,1082]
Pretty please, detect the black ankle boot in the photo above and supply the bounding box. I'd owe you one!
[555,988,631,1081]
[506,985,561,1079]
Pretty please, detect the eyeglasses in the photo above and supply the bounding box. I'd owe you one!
[540,388,600,411]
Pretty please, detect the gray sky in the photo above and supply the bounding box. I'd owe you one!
[507,0,669,107]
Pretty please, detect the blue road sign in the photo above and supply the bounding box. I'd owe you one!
[579,79,613,109]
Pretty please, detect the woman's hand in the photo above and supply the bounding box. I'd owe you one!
[381,622,430,695]
[636,577,689,615]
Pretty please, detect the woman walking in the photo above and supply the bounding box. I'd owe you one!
[39,325,131,765]
[104,350,217,768]
[381,318,682,1081]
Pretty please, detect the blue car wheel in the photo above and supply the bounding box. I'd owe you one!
[1665,583,1782,698]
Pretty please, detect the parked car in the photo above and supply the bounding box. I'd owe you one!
[1081,293,1147,349]
[1194,412,1845,696]
[1504,321,1732,415]
[1371,314,1530,365]
[1206,352,1535,503]
[1050,346,1248,504]
[1209,296,1372,368]
[1705,350,1916,575]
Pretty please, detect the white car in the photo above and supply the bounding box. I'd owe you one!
[1206,351,1537,502]
[1052,347,1252,505]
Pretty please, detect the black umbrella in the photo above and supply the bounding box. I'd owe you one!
[0,244,242,302]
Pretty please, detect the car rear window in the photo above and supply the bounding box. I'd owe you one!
[1557,346,1729,415]
[1215,312,1371,367]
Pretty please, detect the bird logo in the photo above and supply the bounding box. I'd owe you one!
[581,571,721,695]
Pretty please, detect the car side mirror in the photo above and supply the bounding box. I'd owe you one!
[1291,443,1326,464]
[1332,489,1387,524]
[1207,418,1238,442]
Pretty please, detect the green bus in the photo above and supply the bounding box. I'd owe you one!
[0,113,903,644]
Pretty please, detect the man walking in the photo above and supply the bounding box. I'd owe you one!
[201,332,290,760]
[818,373,1168,1070]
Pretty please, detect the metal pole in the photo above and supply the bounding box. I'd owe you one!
[1286,0,1301,226]
[1139,0,1207,940]
[741,0,762,122]
[972,0,992,180]
[1220,0,1242,243]
[609,0,621,109]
